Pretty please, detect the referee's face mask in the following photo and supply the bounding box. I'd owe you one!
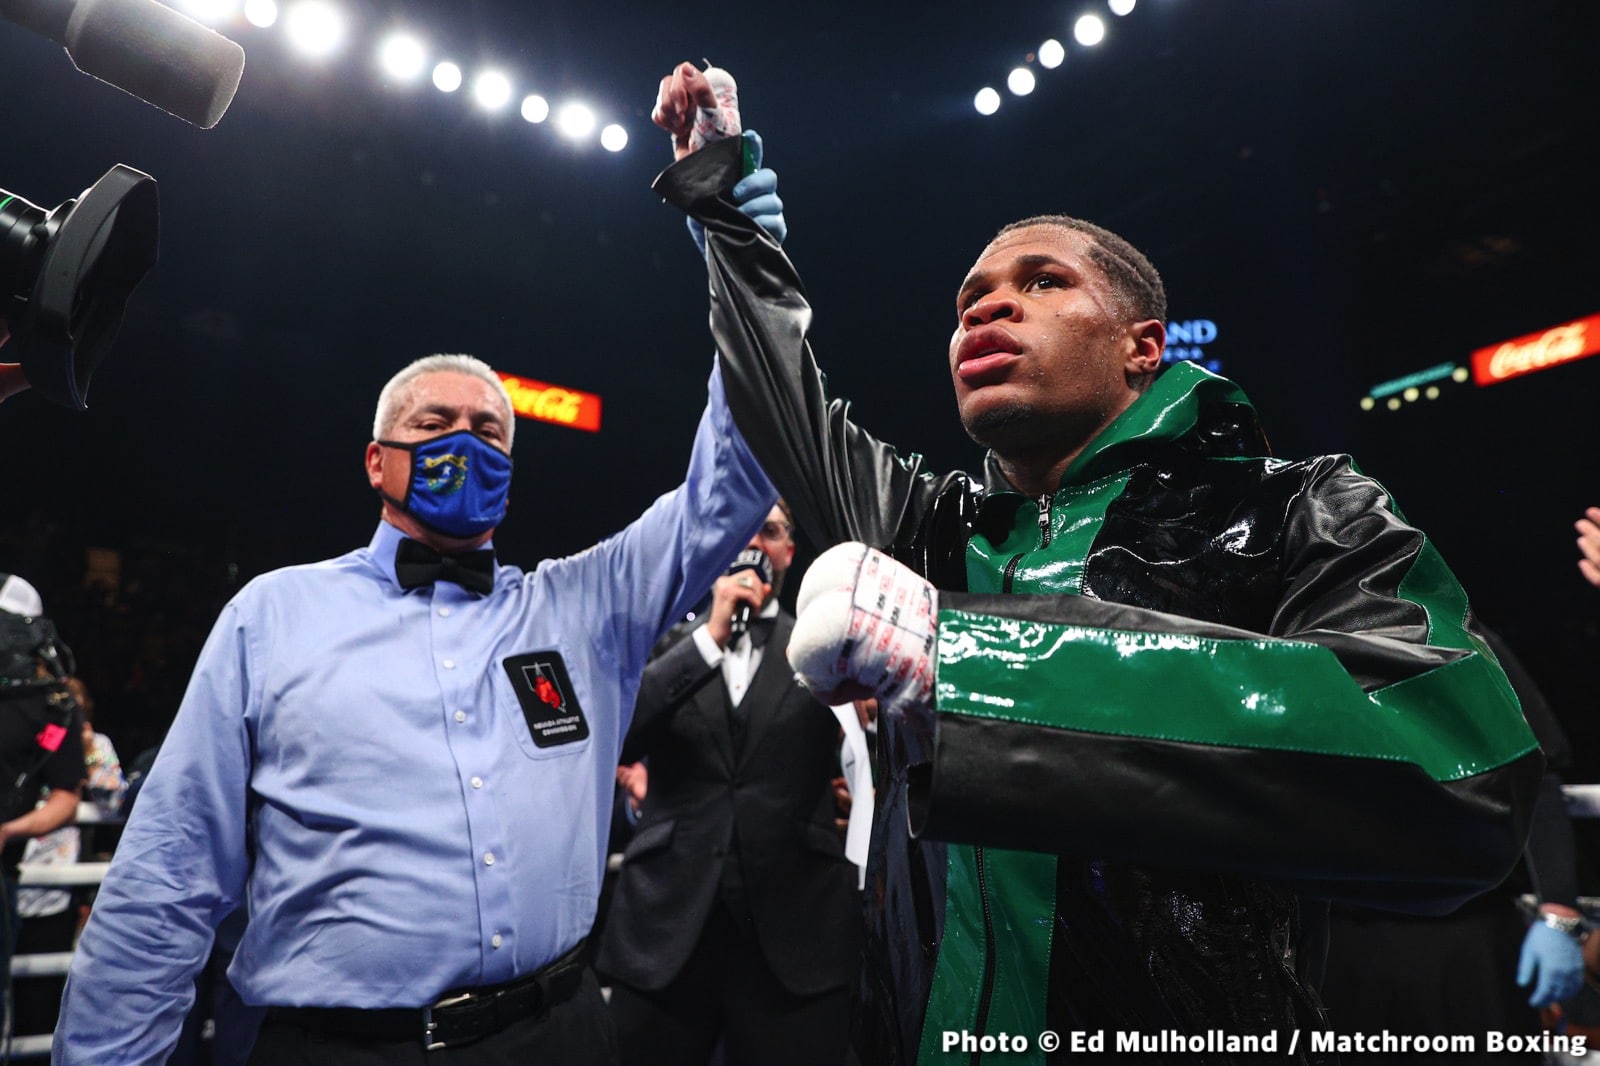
[375,430,512,538]
[366,369,514,541]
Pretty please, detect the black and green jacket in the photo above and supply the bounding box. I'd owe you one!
[657,140,1542,1065]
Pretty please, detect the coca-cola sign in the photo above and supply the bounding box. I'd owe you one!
[496,372,603,432]
[1471,313,1600,386]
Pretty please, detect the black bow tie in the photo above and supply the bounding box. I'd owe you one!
[744,616,777,649]
[394,538,496,595]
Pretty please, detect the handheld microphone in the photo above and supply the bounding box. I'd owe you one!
[1,0,246,128]
[726,547,771,642]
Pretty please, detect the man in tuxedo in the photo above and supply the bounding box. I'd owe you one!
[598,501,861,1066]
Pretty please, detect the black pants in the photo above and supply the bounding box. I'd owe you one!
[248,968,619,1065]
[1319,898,1542,1065]
[609,900,852,1066]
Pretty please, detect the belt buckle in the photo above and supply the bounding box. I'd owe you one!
[422,991,475,1051]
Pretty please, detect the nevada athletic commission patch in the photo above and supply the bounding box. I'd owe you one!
[502,651,590,747]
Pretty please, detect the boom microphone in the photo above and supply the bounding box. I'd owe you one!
[0,0,246,128]
[726,548,771,642]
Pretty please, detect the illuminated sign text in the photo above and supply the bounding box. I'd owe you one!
[1471,313,1600,386]
[496,373,603,432]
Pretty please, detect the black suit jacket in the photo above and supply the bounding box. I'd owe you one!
[596,611,862,996]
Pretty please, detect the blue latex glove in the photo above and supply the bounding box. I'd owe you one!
[1517,920,1585,1007]
[689,130,786,255]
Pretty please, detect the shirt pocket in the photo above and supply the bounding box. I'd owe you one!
[496,647,596,760]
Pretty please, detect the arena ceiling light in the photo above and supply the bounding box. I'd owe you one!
[974,87,1001,115]
[1039,39,1065,68]
[1109,0,1136,15]
[284,0,344,59]
[1007,67,1036,96]
[1074,14,1106,46]
[472,70,512,111]
[432,61,462,93]
[378,33,426,81]
[243,0,277,28]
[125,0,641,155]
[555,102,596,140]
[520,94,549,123]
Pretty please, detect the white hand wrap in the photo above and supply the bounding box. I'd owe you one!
[789,542,938,714]
[689,66,741,152]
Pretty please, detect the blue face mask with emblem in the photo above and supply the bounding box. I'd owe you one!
[377,430,513,538]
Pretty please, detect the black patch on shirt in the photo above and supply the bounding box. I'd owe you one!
[501,651,590,747]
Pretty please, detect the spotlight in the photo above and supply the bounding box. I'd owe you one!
[520,94,549,123]
[1109,0,1136,15]
[1007,68,1036,96]
[1402,386,1419,402]
[473,70,512,111]
[1359,396,1375,411]
[555,102,596,140]
[600,124,628,152]
[1074,14,1106,46]
[243,0,277,27]
[1425,385,1440,400]
[1039,39,1065,68]
[1451,367,1470,383]
[379,34,426,81]
[0,166,159,409]
[284,0,344,59]
[1386,397,1401,411]
[432,61,462,93]
[974,87,1001,115]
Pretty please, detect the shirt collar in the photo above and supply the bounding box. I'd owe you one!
[368,520,497,594]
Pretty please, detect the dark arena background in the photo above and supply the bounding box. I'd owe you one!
[1,0,1596,802]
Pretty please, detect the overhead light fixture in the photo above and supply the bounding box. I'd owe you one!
[555,102,596,140]
[284,1,345,59]
[520,94,549,123]
[473,70,512,111]
[243,0,278,27]
[379,34,426,81]
[432,61,462,93]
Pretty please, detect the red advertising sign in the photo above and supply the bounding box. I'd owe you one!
[496,372,602,432]
[1470,313,1600,386]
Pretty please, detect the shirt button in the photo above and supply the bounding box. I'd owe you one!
[471,776,483,789]
[454,711,467,723]
[483,852,496,866]
[439,607,452,618]
[491,934,503,949]
[442,659,456,669]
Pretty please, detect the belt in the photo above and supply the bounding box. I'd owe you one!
[267,938,588,1051]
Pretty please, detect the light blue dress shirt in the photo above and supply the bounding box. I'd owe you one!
[54,363,774,1065]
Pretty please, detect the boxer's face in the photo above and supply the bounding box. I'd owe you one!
[949,225,1159,460]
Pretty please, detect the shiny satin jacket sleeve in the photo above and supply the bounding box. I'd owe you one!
[918,456,1542,914]
[654,137,960,557]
